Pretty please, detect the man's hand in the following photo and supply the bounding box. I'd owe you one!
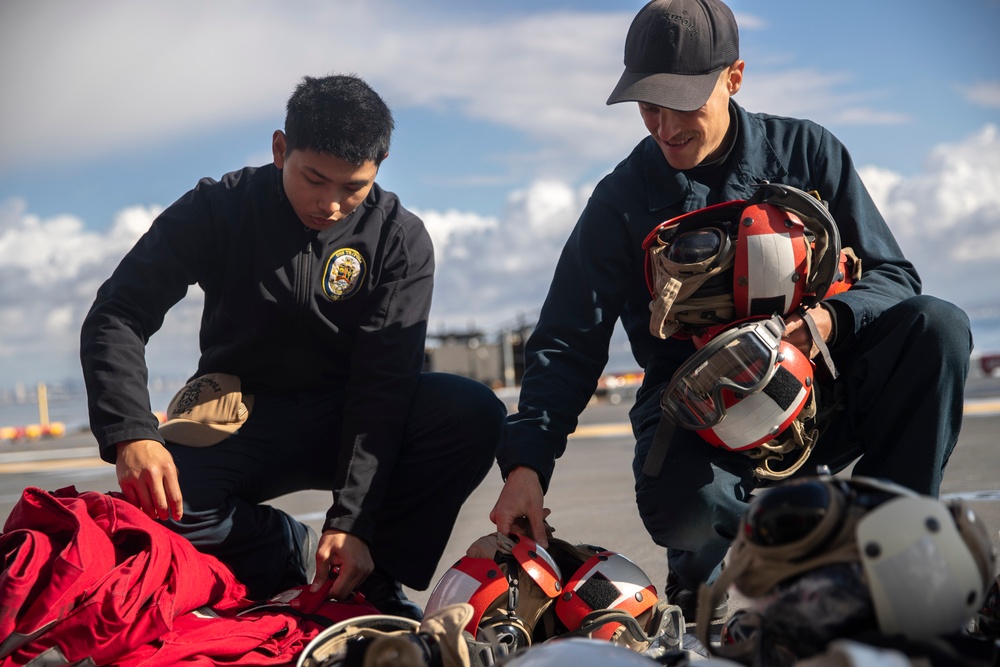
[311,530,374,601]
[490,466,550,548]
[115,439,183,521]
[783,305,832,360]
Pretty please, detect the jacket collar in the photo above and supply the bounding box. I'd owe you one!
[641,101,790,213]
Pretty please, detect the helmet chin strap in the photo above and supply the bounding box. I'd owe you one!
[744,389,820,481]
[800,306,839,379]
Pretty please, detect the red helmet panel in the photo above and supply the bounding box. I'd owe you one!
[734,203,809,320]
[555,552,658,640]
[424,557,510,633]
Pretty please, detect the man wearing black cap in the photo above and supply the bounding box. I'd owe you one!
[490,0,971,623]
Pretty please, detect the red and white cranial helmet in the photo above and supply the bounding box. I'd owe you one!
[733,201,810,320]
[643,182,855,340]
[554,550,658,641]
[662,315,814,452]
[424,533,562,651]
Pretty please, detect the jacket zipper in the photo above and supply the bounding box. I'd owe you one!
[294,234,313,382]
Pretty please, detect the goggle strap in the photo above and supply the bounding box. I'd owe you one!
[641,414,676,477]
[670,292,736,328]
[802,307,839,379]
[649,276,683,339]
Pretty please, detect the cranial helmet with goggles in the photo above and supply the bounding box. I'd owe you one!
[661,315,813,446]
[424,532,684,655]
[645,314,819,481]
[643,182,860,341]
[643,183,861,480]
[697,473,998,661]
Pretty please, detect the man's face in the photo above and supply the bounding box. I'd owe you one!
[272,131,379,231]
[639,62,744,171]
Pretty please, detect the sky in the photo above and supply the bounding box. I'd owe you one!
[1,0,999,390]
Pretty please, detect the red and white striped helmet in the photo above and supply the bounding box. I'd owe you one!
[643,182,851,339]
[423,534,562,650]
[554,550,659,641]
[663,315,814,452]
[733,201,810,320]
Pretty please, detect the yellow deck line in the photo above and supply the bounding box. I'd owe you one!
[569,399,1000,438]
[2,399,999,473]
[964,400,1000,416]
[570,423,633,438]
[0,457,106,474]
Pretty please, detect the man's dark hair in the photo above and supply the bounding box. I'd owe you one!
[284,74,394,166]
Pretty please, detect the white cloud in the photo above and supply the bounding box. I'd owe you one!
[0,202,201,386]
[0,0,640,177]
[859,124,1000,306]
[962,81,1000,109]
[0,0,923,183]
[3,114,998,386]
[735,67,911,127]
[419,180,592,331]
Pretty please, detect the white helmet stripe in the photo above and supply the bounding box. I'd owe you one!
[711,386,807,450]
[745,232,798,315]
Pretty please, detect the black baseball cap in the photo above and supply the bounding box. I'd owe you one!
[607,0,740,112]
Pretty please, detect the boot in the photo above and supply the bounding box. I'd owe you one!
[359,567,424,621]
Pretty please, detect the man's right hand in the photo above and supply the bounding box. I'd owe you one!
[115,439,183,521]
[490,466,550,548]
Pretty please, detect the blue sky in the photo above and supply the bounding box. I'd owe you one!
[1,0,999,388]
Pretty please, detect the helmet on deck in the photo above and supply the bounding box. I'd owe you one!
[699,473,997,662]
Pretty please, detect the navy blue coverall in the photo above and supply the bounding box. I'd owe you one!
[498,101,971,592]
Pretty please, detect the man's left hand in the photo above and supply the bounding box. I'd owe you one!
[310,529,373,601]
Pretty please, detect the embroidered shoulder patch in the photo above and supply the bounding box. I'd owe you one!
[322,248,366,301]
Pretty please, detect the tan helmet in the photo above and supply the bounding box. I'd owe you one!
[698,474,997,660]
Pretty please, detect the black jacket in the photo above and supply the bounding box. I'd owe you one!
[80,163,434,539]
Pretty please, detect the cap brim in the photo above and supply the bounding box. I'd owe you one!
[159,419,238,447]
[606,69,722,112]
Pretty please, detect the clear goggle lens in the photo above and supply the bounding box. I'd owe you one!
[661,316,784,429]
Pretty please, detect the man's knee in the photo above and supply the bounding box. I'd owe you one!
[411,374,506,488]
[424,372,506,443]
[636,480,715,550]
[891,295,971,354]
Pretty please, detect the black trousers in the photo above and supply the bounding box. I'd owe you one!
[165,372,506,599]
[632,295,973,591]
